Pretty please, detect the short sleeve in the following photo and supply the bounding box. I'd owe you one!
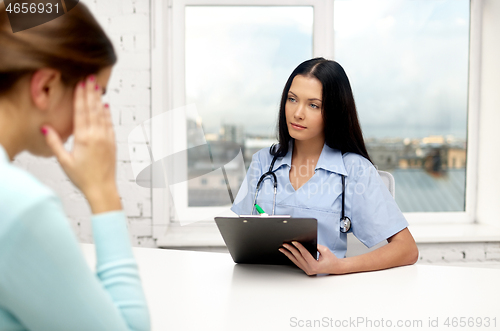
[346,158,409,248]
[231,152,263,215]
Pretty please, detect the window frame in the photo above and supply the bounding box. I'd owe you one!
[150,0,481,243]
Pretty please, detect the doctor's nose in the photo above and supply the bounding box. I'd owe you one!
[294,105,305,120]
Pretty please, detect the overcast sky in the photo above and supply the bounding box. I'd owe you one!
[185,0,469,141]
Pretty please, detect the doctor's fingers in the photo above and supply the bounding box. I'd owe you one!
[279,248,310,274]
[281,244,316,275]
[283,243,310,265]
[291,241,318,265]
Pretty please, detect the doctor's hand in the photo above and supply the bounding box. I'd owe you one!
[279,242,343,276]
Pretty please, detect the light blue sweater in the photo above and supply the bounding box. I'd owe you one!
[0,145,150,331]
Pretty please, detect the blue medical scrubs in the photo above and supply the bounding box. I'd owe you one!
[231,143,409,258]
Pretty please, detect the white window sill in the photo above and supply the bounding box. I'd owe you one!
[408,222,500,243]
[157,222,500,248]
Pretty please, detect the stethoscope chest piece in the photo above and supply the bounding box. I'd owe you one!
[340,216,351,233]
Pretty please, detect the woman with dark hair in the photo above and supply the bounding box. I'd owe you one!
[231,58,418,276]
[0,2,149,330]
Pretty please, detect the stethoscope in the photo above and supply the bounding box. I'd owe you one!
[252,155,352,233]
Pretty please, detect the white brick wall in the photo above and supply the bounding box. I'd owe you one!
[417,242,500,269]
[13,0,155,247]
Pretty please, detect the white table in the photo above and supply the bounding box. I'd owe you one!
[80,244,500,331]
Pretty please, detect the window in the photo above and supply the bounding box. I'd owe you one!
[151,0,320,229]
[149,0,479,245]
[334,0,470,213]
[185,5,313,207]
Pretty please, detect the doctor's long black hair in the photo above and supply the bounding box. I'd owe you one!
[270,58,372,164]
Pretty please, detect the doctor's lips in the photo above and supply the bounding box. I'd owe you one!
[290,123,307,130]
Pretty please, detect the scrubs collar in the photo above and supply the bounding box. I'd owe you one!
[315,144,348,176]
[271,140,348,176]
[270,141,293,172]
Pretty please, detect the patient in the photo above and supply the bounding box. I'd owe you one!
[0,3,150,330]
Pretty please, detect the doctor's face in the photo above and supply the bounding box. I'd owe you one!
[285,75,325,143]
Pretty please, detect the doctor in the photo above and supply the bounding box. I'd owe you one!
[231,58,418,276]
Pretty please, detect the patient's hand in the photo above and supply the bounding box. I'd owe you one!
[43,75,121,214]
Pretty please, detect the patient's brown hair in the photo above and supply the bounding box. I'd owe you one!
[0,2,116,96]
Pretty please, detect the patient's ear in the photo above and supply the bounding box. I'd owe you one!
[30,68,61,112]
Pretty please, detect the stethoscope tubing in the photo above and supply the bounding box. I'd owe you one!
[252,154,351,233]
[252,156,278,215]
[252,171,277,215]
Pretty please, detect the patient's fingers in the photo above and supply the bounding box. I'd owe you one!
[73,80,87,139]
[86,75,100,129]
[103,104,115,142]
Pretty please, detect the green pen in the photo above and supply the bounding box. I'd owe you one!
[254,204,266,214]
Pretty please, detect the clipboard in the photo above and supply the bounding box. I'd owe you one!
[214,215,317,265]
